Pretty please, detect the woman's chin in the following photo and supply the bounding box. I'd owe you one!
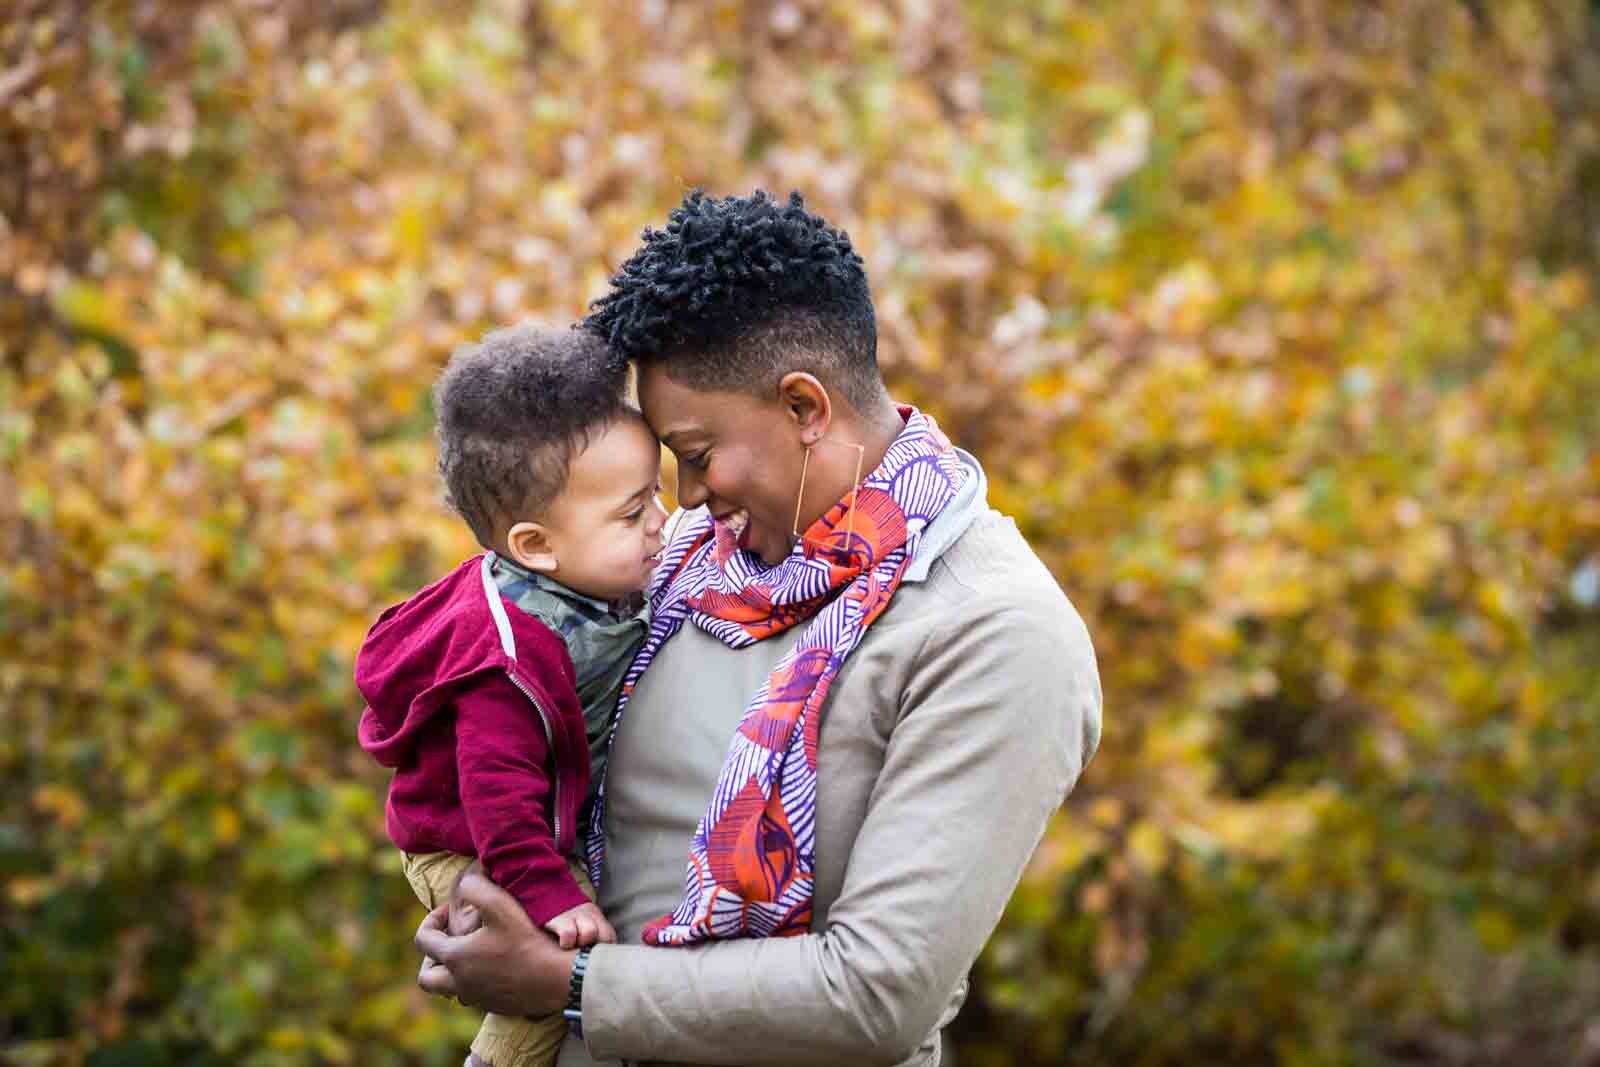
[749,527,792,566]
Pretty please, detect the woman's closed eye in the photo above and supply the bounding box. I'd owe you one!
[679,450,709,471]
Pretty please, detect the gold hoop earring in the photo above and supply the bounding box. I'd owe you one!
[792,437,866,547]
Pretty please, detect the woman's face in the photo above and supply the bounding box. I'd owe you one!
[637,362,808,566]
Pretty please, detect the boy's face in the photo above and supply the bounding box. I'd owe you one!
[509,414,667,602]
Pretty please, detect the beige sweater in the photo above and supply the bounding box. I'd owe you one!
[560,486,1101,1066]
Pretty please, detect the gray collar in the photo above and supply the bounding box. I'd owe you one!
[903,447,987,584]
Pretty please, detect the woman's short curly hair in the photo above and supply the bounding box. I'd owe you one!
[582,189,887,411]
[432,322,629,548]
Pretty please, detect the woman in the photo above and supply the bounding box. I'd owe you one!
[416,190,1102,1067]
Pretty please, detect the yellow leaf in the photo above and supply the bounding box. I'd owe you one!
[213,807,241,846]
[267,1027,307,1051]
[33,784,86,828]
[1127,819,1170,875]
[1473,909,1517,952]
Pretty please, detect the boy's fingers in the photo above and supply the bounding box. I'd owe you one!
[597,917,618,944]
[546,916,576,949]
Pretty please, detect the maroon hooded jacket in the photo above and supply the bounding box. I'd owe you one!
[356,554,591,926]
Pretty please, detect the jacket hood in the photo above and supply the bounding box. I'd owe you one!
[903,446,987,584]
[355,554,577,768]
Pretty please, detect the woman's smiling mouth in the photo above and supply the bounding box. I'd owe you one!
[713,509,750,541]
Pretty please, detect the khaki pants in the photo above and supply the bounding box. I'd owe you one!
[403,850,593,1067]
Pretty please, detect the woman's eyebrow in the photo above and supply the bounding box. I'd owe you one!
[659,429,703,450]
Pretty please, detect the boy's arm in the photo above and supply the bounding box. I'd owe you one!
[455,676,590,928]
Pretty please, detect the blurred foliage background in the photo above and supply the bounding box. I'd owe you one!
[3,0,1599,1064]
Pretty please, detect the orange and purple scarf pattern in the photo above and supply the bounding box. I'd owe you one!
[588,408,966,945]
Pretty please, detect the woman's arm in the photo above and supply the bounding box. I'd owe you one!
[420,591,1101,1064]
[584,595,1099,1064]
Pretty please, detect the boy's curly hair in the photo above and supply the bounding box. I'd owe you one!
[583,189,886,411]
[432,322,629,548]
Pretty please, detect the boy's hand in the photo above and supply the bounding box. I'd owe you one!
[543,901,616,949]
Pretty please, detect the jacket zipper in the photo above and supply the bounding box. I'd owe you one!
[504,669,564,850]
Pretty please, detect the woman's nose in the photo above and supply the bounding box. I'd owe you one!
[675,462,708,509]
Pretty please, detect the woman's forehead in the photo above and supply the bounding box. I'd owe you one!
[638,364,769,439]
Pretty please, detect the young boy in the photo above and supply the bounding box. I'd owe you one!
[355,323,666,1067]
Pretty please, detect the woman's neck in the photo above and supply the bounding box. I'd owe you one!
[802,399,905,523]
[855,398,908,477]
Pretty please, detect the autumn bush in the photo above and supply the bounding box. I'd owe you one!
[3,2,1598,1064]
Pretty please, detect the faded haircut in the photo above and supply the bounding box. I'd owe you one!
[583,189,888,412]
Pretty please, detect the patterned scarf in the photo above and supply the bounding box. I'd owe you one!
[589,407,966,945]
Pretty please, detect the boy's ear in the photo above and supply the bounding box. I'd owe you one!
[505,521,559,575]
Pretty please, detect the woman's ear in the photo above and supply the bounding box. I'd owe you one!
[777,372,831,445]
[505,521,559,575]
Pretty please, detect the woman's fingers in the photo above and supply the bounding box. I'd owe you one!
[455,873,535,933]
[414,902,454,964]
[415,904,461,998]
[449,899,482,937]
[418,953,459,998]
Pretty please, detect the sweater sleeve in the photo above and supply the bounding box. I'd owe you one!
[455,677,591,928]
[579,593,1103,1065]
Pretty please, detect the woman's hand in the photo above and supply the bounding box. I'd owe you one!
[414,872,577,1016]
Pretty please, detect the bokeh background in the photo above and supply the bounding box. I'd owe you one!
[4,1,1600,1064]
